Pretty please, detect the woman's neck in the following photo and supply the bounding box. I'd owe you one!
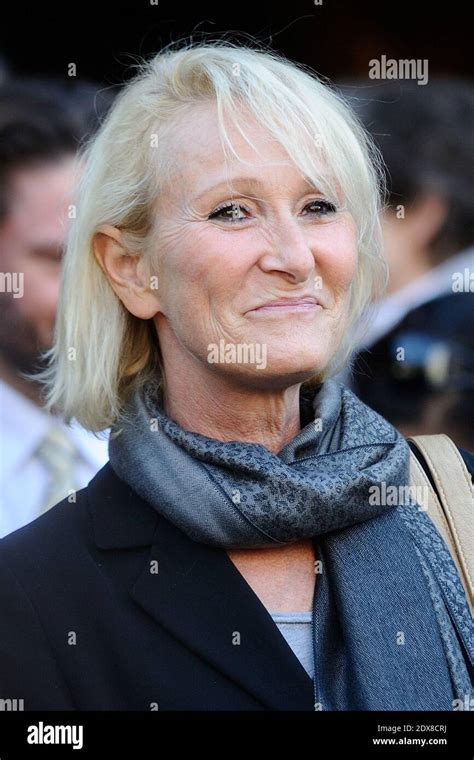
[162,364,302,454]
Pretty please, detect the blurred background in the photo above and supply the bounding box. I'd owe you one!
[0,0,472,536]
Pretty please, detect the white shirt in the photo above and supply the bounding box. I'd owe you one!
[0,379,109,537]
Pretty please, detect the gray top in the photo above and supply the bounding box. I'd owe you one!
[271,611,314,680]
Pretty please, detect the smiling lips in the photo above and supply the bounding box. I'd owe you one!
[248,296,323,314]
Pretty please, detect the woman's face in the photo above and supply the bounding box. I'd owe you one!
[150,102,358,389]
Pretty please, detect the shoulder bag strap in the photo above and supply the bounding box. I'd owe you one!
[408,433,474,617]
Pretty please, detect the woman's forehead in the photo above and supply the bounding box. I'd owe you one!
[167,144,331,199]
[162,102,337,201]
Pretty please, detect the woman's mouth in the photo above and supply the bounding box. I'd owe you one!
[247,297,323,315]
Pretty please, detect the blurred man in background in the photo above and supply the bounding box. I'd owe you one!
[340,79,474,449]
[0,79,115,536]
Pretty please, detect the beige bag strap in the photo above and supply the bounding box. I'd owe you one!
[408,433,474,617]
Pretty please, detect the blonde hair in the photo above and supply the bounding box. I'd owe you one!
[36,38,388,433]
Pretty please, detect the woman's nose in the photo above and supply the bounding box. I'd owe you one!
[258,219,316,283]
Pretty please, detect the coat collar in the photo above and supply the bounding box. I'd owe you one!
[87,463,315,711]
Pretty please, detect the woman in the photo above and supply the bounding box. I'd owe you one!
[0,41,472,711]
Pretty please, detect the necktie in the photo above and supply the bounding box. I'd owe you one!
[36,427,80,515]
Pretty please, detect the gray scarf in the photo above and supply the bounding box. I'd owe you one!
[109,378,412,548]
[108,377,472,709]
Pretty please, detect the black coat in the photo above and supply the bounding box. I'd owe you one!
[1,452,472,711]
[0,462,315,711]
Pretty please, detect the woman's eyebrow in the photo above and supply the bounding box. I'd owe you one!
[193,177,266,201]
[194,175,321,201]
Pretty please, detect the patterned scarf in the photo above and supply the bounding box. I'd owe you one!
[109,378,473,710]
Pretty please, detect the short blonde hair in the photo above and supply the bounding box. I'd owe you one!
[37,39,387,433]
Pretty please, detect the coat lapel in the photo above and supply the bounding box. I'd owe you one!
[88,464,315,711]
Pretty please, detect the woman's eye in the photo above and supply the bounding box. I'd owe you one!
[208,202,248,223]
[208,198,337,224]
[303,200,337,216]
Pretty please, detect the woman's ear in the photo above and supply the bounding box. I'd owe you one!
[93,224,161,319]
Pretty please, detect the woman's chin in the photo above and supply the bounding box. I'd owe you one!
[266,343,330,372]
[213,355,327,390]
